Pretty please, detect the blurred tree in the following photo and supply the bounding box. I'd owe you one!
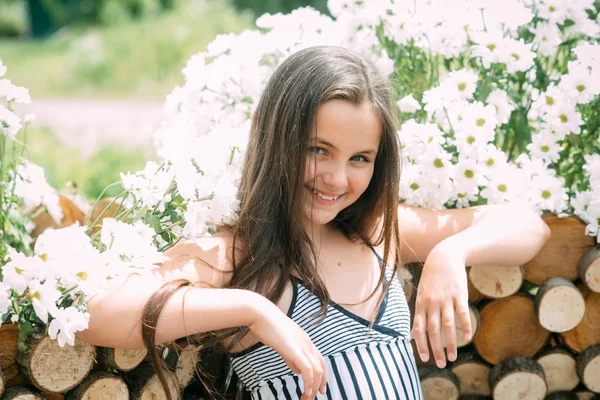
[231,0,328,16]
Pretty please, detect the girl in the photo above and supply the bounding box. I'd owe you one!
[78,46,550,399]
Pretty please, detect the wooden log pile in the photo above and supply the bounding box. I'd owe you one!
[0,333,202,400]
[410,213,600,400]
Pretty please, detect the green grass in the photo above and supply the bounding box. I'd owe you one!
[14,126,154,200]
[0,1,254,99]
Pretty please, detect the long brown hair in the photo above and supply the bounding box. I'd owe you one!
[143,46,402,399]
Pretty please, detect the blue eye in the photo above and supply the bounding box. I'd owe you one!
[309,146,326,155]
[350,155,369,162]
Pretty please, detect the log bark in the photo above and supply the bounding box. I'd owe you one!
[96,347,148,372]
[560,286,600,353]
[489,357,547,400]
[449,349,491,396]
[546,392,579,400]
[468,264,523,299]
[0,386,45,400]
[535,347,579,393]
[576,344,600,393]
[16,333,95,394]
[474,295,550,365]
[123,362,179,400]
[523,213,595,285]
[579,246,600,293]
[0,324,19,383]
[535,277,586,333]
[418,367,460,400]
[64,372,128,400]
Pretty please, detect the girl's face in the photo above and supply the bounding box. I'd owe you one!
[303,99,382,229]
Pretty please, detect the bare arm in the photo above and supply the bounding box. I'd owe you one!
[398,204,551,265]
[77,236,265,348]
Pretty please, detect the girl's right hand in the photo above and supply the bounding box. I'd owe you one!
[248,296,327,399]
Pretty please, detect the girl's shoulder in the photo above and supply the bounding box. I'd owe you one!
[156,232,241,288]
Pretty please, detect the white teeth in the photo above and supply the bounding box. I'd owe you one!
[312,189,338,201]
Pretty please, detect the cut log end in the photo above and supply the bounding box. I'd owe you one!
[536,278,586,333]
[536,348,579,393]
[450,351,491,396]
[561,287,600,353]
[64,372,128,400]
[524,213,595,285]
[97,347,148,372]
[124,362,179,400]
[419,367,460,400]
[579,247,600,293]
[0,386,45,400]
[18,335,96,394]
[175,346,200,389]
[474,295,550,365]
[490,357,547,400]
[577,344,600,393]
[469,264,524,299]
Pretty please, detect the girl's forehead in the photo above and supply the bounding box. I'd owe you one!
[310,100,382,150]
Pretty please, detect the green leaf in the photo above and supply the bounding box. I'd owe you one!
[509,107,531,158]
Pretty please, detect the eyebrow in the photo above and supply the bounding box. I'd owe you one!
[316,139,378,155]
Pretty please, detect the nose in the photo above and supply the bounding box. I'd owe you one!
[321,162,348,190]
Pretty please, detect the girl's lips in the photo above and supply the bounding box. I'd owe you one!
[309,188,344,206]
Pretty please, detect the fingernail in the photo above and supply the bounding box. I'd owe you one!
[436,359,446,368]
[464,333,472,341]
[448,352,455,361]
[420,353,428,362]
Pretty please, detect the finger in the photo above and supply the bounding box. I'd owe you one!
[295,354,314,398]
[427,309,446,368]
[441,303,457,363]
[313,348,328,394]
[455,297,473,344]
[305,349,322,398]
[411,308,429,362]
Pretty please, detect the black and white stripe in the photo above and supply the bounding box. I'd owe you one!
[230,262,423,399]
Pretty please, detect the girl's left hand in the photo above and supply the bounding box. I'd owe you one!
[411,240,472,368]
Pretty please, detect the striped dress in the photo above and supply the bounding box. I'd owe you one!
[229,252,424,400]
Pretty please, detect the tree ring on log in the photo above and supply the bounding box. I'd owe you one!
[560,286,600,353]
[64,372,128,400]
[0,386,45,400]
[524,213,595,285]
[124,362,179,400]
[449,350,491,395]
[17,335,95,393]
[175,345,200,389]
[97,347,148,372]
[576,344,600,393]
[474,295,550,365]
[536,347,579,393]
[574,391,599,400]
[579,246,600,293]
[535,277,586,333]
[468,264,523,298]
[418,367,460,400]
[489,357,547,400]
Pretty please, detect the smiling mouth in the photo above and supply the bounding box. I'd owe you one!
[311,189,342,201]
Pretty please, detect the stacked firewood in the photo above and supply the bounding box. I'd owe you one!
[0,331,201,400]
[411,213,600,400]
